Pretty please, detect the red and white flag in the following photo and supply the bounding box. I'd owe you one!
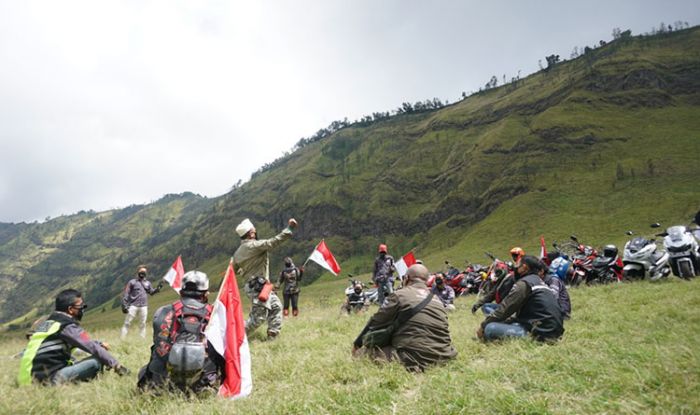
[539,236,549,265]
[307,240,341,276]
[395,250,417,277]
[162,256,185,293]
[205,259,252,399]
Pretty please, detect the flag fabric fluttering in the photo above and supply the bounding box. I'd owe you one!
[205,259,252,399]
[394,250,417,278]
[307,239,341,275]
[540,236,549,265]
[162,255,185,293]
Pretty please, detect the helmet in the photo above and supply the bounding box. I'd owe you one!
[378,244,388,253]
[602,244,618,258]
[182,271,209,291]
[509,247,525,262]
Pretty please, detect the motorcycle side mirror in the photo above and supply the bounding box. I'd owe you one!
[650,223,661,228]
[570,235,578,242]
[625,231,634,236]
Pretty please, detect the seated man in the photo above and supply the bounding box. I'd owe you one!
[477,256,565,342]
[18,289,128,385]
[342,282,369,315]
[471,261,513,316]
[138,271,224,394]
[431,275,456,312]
[352,264,457,372]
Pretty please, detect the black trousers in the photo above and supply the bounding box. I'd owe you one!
[283,292,299,311]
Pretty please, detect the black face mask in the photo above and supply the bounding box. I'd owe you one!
[138,272,146,278]
[285,262,292,267]
[75,309,84,321]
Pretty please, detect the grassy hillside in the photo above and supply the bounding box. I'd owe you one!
[0,278,698,414]
[2,27,700,327]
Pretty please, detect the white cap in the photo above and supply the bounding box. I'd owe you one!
[236,218,255,237]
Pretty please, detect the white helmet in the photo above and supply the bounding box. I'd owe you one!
[182,270,209,291]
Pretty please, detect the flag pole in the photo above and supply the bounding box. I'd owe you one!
[215,257,234,302]
[302,240,321,267]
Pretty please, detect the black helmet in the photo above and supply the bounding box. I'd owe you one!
[603,244,618,258]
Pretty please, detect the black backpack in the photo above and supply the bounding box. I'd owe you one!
[166,300,213,387]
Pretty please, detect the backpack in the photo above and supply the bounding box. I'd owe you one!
[166,300,213,387]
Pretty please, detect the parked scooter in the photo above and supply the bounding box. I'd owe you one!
[659,223,700,279]
[622,224,671,281]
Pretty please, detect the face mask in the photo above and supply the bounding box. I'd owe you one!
[354,288,362,294]
[75,309,84,321]
[138,272,146,278]
[285,262,292,267]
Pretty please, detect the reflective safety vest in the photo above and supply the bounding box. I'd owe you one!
[17,313,74,385]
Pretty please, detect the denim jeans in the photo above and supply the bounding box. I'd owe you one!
[481,302,499,316]
[52,357,103,384]
[483,322,528,341]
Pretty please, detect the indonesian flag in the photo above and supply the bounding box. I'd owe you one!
[395,251,417,277]
[205,259,252,399]
[307,239,341,276]
[540,236,549,265]
[162,256,185,293]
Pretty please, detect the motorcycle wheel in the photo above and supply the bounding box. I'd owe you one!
[679,261,693,280]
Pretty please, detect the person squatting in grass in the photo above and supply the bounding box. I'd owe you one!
[18,289,129,386]
[353,264,457,372]
[476,255,565,342]
[121,264,163,339]
[137,271,225,394]
[277,256,304,317]
[431,274,456,312]
[233,217,298,340]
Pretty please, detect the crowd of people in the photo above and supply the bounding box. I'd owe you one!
[16,216,569,393]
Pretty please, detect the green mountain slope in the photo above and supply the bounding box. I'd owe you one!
[2,27,699,327]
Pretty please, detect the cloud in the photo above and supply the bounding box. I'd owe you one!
[0,0,698,222]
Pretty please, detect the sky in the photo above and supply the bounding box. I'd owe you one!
[1,1,698,223]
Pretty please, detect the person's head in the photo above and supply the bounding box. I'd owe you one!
[378,244,388,255]
[136,265,148,279]
[510,247,525,263]
[55,289,87,321]
[405,264,430,285]
[515,255,542,278]
[353,283,363,294]
[180,271,209,301]
[435,275,445,287]
[284,257,293,267]
[236,218,256,240]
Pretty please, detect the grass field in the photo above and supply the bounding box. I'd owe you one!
[1,276,698,414]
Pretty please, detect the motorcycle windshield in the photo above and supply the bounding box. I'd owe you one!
[667,226,686,242]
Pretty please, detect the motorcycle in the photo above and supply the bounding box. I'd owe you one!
[589,244,623,284]
[462,263,488,295]
[659,224,700,279]
[622,223,671,281]
[427,261,468,296]
[553,236,598,286]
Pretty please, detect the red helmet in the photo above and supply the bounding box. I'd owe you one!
[509,247,525,262]
[378,244,388,253]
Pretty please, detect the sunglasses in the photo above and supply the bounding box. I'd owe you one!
[71,303,88,310]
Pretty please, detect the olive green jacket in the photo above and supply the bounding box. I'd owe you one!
[357,282,457,371]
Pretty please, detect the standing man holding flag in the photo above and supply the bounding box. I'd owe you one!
[233,217,298,340]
